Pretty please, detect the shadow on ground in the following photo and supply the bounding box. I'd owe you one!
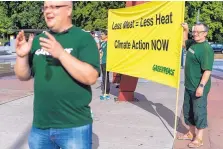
[92,132,99,149]
[8,124,31,149]
[213,68,223,73]
[212,74,223,80]
[110,84,188,137]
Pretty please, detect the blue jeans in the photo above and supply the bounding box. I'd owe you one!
[28,124,92,149]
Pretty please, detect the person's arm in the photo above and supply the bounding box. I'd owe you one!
[39,32,100,85]
[182,23,189,48]
[95,37,101,50]
[199,71,211,86]
[14,31,34,81]
[196,46,214,97]
[196,70,211,97]
[99,50,103,61]
[200,47,214,87]
[97,43,101,51]
[58,51,99,85]
[14,56,31,81]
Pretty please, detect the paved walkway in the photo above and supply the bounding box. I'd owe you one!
[0,60,222,149]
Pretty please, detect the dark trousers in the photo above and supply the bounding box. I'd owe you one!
[183,88,208,129]
[101,63,110,94]
[181,49,185,67]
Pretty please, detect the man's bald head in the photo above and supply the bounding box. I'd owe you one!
[44,1,72,7]
[43,1,73,32]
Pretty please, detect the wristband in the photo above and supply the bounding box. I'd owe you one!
[199,84,204,88]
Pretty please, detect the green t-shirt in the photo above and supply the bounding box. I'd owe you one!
[100,41,107,64]
[184,39,214,92]
[29,26,100,129]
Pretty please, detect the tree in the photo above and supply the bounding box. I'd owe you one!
[0,1,222,43]
[185,1,223,42]
[0,1,125,33]
[0,5,13,39]
[0,1,47,30]
[72,1,125,31]
[10,1,46,29]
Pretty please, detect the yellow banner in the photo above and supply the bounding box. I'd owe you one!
[107,1,185,88]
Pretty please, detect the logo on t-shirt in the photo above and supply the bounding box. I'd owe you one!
[188,48,195,54]
[100,42,107,49]
[35,48,73,56]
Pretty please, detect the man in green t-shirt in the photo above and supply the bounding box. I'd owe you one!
[178,22,214,148]
[99,30,110,100]
[14,1,100,149]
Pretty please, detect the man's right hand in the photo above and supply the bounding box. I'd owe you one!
[16,30,34,58]
[181,23,189,32]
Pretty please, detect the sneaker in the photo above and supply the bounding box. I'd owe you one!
[100,95,105,100]
[105,95,110,100]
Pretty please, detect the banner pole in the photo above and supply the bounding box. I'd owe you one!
[173,1,185,142]
[173,88,180,139]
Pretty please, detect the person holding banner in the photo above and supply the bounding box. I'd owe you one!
[14,1,100,149]
[100,30,110,100]
[178,22,214,148]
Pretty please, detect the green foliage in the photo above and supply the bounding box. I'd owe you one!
[72,1,125,31]
[0,1,47,37]
[0,5,13,35]
[185,1,223,42]
[0,1,125,35]
[0,1,222,43]
[8,1,46,29]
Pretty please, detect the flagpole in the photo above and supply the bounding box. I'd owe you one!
[173,1,185,141]
[173,88,180,139]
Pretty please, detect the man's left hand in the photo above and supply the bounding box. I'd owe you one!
[39,32,64,59]
[195,86,204,97]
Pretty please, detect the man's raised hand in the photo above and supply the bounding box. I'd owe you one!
[16,30,34,58]
[181,23,189,32]
[39,32,65,59]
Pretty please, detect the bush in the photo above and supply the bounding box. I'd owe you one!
[0,38,9,46]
